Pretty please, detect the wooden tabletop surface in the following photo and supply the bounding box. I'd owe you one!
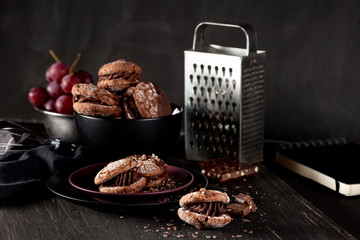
[0,156,355,240]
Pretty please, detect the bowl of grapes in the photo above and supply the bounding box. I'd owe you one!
[27,50,93,143]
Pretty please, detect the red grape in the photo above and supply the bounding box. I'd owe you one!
[60,74,80,93]
[46,81,64,99]
[75,70,93,84]
[55,94,73,114]
[28,87,48,107]
[43,99,56,112]
[46,62,69,83]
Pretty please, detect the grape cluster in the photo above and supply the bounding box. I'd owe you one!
[28,51,93,115]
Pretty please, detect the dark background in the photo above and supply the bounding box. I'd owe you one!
[1,0,360,143]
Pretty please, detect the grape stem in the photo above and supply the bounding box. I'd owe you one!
[69,53,81,74]
[49,49,61,62]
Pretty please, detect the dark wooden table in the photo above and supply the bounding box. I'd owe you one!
[0,152,356,240]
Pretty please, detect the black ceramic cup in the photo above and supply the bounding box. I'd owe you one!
[75,103,183,161]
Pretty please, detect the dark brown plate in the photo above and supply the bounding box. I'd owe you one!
[47,166,207,210]
[68,163,194,202]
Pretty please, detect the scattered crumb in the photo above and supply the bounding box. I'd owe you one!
[231,234,243,238]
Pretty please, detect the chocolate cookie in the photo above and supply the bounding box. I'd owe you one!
[97,59,142,92]
[122,86,140,119]
[177,188,232,229]
[72,83,122,118]
[144,171,169,188]
[135,154,167,178]
[133,82,172,119]
[94,157,146,193]
[126,154,168,189]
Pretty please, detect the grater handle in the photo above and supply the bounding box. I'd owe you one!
[192,22,257,55]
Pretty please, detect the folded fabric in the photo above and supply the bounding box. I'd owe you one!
[0,133,85,201]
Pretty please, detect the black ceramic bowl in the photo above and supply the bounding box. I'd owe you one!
[75,103,183,160]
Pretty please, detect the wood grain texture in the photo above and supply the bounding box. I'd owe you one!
[0,165,355,240]
[1,0,360,143]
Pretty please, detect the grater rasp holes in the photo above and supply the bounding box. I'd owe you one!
[186,61,242,158]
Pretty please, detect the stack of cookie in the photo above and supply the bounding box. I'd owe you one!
[72,59,172,119]
[94,154,168,193]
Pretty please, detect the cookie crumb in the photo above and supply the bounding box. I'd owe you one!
[232,235,243,238]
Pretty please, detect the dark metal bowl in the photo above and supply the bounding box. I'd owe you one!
[35,108,78,143]
[75,103,183,160]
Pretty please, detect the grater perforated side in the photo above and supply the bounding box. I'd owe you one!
[184,22,265,164]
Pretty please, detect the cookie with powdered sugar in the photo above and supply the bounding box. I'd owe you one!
[94,157,145,194]
[177,188,232,229]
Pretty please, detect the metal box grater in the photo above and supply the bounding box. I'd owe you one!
[184,22,266,164]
